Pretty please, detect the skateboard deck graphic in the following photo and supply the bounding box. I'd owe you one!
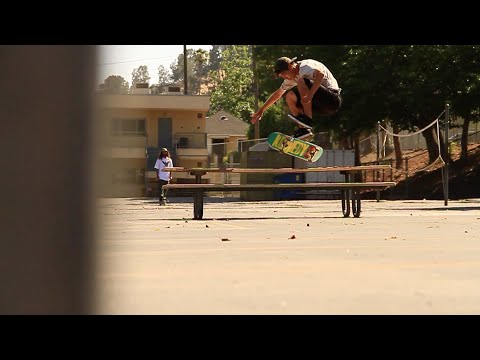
[267,132,323,163]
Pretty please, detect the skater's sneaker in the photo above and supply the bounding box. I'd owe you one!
[293,127,314,141]
[287,113,313,129]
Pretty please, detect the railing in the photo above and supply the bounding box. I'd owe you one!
[361,159,394,183]
[238,138,268,152]
[449,130,480,144]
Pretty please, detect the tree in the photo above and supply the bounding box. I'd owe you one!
[149,65,172,94]
[207,45,230,73]
[193,49,209,94]
[170,49,196,94]
[99,75,130,94]
[338,45,408,165]
[169,47,212,95]
[131,65,151,86]
[444,45,480,160]
[157,64,171,87]
[339,45,454,164]
[209,45,255,122]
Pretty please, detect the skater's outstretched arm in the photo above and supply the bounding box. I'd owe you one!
[251,88,286,124]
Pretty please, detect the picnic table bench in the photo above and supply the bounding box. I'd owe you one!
[163,166,395,220]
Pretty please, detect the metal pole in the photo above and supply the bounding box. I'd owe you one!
[376,122,380,201]
[252,45,260,141]
[405,157,409,198]
[183,45,188,95]
[444,103,450,206]
[376,122,380,165]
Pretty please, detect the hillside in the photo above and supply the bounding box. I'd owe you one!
[361,143,480,200]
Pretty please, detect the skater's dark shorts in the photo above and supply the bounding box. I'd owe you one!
[289,78,342,116]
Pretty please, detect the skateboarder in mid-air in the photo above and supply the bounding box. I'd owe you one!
[251,56,342,141]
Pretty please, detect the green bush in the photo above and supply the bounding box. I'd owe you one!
[448,141,459,155]
[223,151,240,164]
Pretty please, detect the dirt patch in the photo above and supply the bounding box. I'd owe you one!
[361,143,480,200]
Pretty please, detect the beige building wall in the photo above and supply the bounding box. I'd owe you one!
[100,108,207,150]
[172,111,206,135]
[96,94,210,197]
[147,110,206,148]
[99,94,209,111]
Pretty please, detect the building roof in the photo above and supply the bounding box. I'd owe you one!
[206,111,249,136]
[96,93,210,111]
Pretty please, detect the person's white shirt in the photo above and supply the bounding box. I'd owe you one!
[154,156,173,181]
[280,59,340,92]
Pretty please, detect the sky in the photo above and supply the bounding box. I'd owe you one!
[96,45,212,85]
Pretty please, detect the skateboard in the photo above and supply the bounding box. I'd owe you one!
[267,132,323,163]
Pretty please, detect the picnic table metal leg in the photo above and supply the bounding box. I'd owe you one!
[342,172,351,217]
[352,190,362,218]
[193,189,204,220]
[341,190,351,217]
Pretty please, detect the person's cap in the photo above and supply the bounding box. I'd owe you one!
[161,148,168,152]
[274,56,297,75]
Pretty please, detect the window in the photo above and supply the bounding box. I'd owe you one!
[112,118,146,136]
[178,137,189,148]
[212,138,226,158]
[168,86,181,93]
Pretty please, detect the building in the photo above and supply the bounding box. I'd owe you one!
[206,110,249,166]
[96,83,210,197]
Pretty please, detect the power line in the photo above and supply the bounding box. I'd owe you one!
[98,55,178,66]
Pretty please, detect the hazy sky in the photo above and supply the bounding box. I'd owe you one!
[96,45,212,85]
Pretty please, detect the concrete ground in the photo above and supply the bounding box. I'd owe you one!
[94,197,480,314]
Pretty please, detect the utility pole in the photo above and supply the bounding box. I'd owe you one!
[183,45,188,95]
[376,121,381,201]
[252,45,259,140]
[444,103,450,206]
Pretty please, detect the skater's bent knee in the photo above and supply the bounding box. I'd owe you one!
[285,91,297,103]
